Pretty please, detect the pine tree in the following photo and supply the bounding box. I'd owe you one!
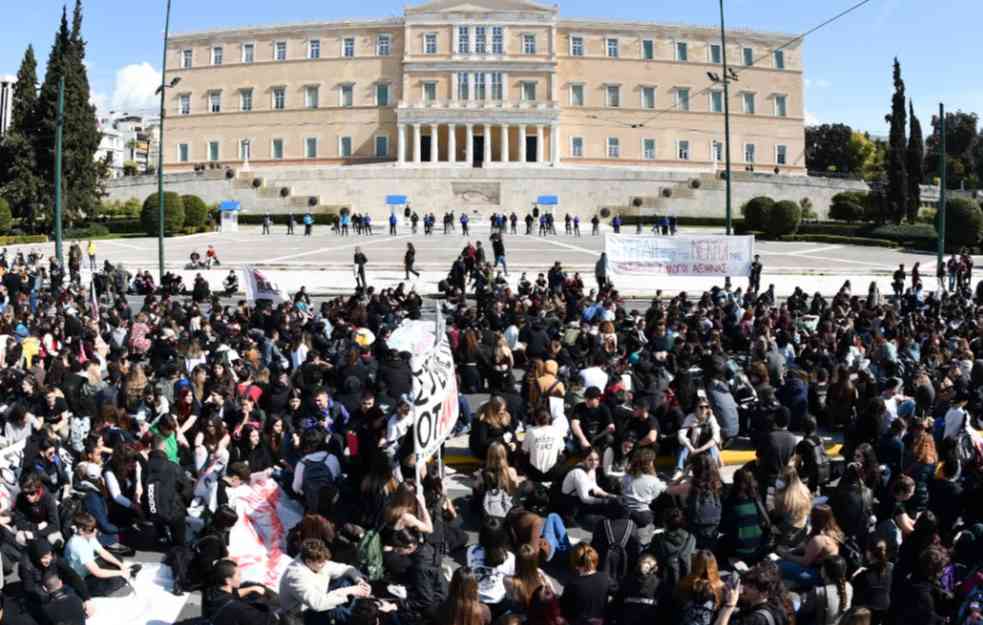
[885,58,908,224]
[906,100,924,224]
[0,46,45,229]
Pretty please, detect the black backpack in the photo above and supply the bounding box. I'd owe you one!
[59,493,86,541]
[598,518,635,581]
[802,436,832,485]
[653,532,695,590]
[300,457,335,512]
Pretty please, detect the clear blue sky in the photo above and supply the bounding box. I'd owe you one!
[2,0,980,134]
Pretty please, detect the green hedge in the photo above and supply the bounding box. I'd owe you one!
[743,197,775,231]
[64,224,110,239]
[767,200,802,238]
[939,198,983,249]
[617,215,746,228]
[0,234,47,245]
[182,195,209,229]
[779,234,899,248]
[237,213,339,225]
[104,219,146,234]
[142,192,186,236]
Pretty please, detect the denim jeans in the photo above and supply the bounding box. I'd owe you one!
[675,446,721,471]
[495,255,508,275]
[778,559,820,589]
[541,513,571,561]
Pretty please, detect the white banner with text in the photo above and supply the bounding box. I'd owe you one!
[605,234,754,277]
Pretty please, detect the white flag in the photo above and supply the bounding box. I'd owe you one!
[243,266,289,305]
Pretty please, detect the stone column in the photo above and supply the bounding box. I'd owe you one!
[397,124,406,164]
[551,124,560,166]
[483,124,492,164]
[502,72,509,102]
[451,72,459,102]
[448,123,457,163]
[466,123,474,165]
[413,123,422,163]
[518,124,527,163]
[536,125,545,163]
[500,123,510,163]
[430,123,439,163]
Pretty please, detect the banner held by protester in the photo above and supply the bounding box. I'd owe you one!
[605,234,754,277]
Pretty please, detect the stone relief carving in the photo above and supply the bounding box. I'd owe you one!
[451,182,501,205]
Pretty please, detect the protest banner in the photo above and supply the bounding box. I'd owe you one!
[412,335,459,466]
[227,478,303,589]
[243,266,289,305]
[605,234,754,277]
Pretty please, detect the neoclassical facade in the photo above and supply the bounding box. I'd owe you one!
[162,0,805,173]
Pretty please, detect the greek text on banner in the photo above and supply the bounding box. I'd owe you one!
[412,335,460,464]
[605,234,754,277]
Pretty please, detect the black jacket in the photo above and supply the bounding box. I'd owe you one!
[13,489,60,538]
[405,544,447,622]
[143,449,191,520]
[42,589,86,625]
[203,588,276,625]
[19,544,91,605]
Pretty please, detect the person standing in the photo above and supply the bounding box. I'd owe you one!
[405,243,421,279]
[262,212,272,235]
[460,213,470,237]
[749,255,763,294]
[892,264,906,299]
[573,215,581,237]
[364,214,373,235]
[303,212,313,236]
[491,232,508,276]
[595,252,609,290]
[287,212,296,235]
[354,247,367,289]
[389,212,398,236]
[510,212,518,234]
[86,240,96,271]
[591,214,600,235]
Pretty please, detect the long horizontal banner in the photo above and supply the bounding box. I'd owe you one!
[605,234,754,277]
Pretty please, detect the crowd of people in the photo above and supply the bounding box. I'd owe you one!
[0,232,978,625]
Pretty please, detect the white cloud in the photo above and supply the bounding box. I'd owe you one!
[805,110,820,125]
[804,78,832,89]
[108,62,161,116]
[90,91,108,116]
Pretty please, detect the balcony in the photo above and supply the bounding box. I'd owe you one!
[398,99,559,112]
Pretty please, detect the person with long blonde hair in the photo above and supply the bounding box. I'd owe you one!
[774,464,812,548]
[480,441,520,495]
[778,504,843,589]
[469,396,516,459]
[438,566,491,625]
[505,542,554,609]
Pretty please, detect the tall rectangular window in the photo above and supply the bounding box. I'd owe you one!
[211,46,223,65]
[521,81,536,101]
[275,41,287,61]
[607,137,620,158]
[457,72,470,100]
[424,33,437,54]
[339,137,352,158]
[523,34,536,55]
[775,95,788,117]
[743,47,754,66]
[642,40,654,60]
[458,26,470,54]
[773,49,785,69]
[208,141,220,161]
[571,137,584,157]
[710,91,723,113]
[343,38,355,58]
[376,83,389,106]
[709,43,722,64]
[475,26,486,53]
[273,87,286,110]
[643,139,656,160]
[181,49,193,69]
[743,92,755,114]
[641,86,655,109]
[178,143,189,162]
[179,94,190,115]
[474,72,486,100]
[239,139,251,161]
[606,38,619,58]
[272,138,284,160]
[240,89,253,112]
[305,86,319,109]
[423,82,437,102]
[491,27,504,54]
[308,39,320,59]
[571,36,584,56]
[675,41,688,61]
[377,34,391,56]
[305,137,318,159]
[242,43,254,63]
[375,136,389,157]
[209,91,221,113]
[606,85,620,108]
[490,73,503,100]
[340,84,353,107]
[676,88,690,111]
[712,140,723,162]
[677,140,690,160]
[744,143,756,163]
[776,144,788,165]
[570,84,584,107]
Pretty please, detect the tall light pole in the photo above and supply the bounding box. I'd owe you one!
[937,103,946,269]
[719,0,733,236]
[54,77,65,264]
[156,0,173,279]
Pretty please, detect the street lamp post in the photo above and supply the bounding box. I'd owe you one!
[719,0,733,236]
[937,103,946,269]
[156,0,173,280]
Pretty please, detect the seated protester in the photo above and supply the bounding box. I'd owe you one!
[504,543,556,612]
[777,505,842,590]
[559,449,620,528]
[287,513,356,565]
[203,559,277,625]
[19,541,93,616]
[508,507,572,564]
[676,454,725,552]
[64,512,135,597]
[891,545,950,625]
[714,559,791,625]
[102,445,143,528]
[875,475,917,545]
[474,442,521,518]
[279,538,370,625]
[382,484,434,543]
[230,425,274,475]
[41,571,87,625]
[772,465,813,550]
[469,396,518,462]
[797,556,853,625]
[31,436,71,497]
[621,398,660,448]
[795,416,831,493]
[180,505,238,593]
[601,434,636,495]
[143,433,193,548]
[620,448,667,528]
[901,430,937,515]
[755,408,798,490]
[893,511,942,587]
[673,396,722,481]
[612,553,662,625]
[560,544,615,625]
[590,505,642,587]
[851,541,893,625]
[438,567,492,625]
[648,507,696,590]
[465,517,516,616]
[13,472,61,547]
[521,407,566,482]
[570,387,615,452]
[149,414,181,465]
[927,455,963,543]
[73,463,133,557]
[291,429,341,512]
[720,468,770,565]
[382,528,448,625]
[675,549,725,625]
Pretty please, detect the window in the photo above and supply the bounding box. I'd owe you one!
[211,46,223,65]
[571,137,584,157]
[474,72,486,100]
[742,92,755,114]
[776,144,787,165]
[709,43,722,64]
[458,26,470,54]
[641,86,655,109]
[570,84,584,107]
[712,140,723,162]
[375,136,389,158]
[523,34,536,55]
[377,34,391,56]
[305,85,319,109]
[376,83,389,107]
[242,43,254,64]
[642,40,654,60]
[424,33,437,55]
[607,137,620,158]
[423,82,437,102]
[305,137,318,159]
[643,138,656,160]
[308,39,321,59]
[179,94,191,115]
[742,47,754,66]
[209,91,221,113]
[675,88,690,111]
[340,84,353,107]
[178,143,189,162]
[677,140,690,160]
[475,26,487,54]
[272,138,284,160]
[606,85,620,108]
[274,41,287,61]
[339,136,352,158]
[606,38,619,58]
[675,41,688,61]
[521,81,536,102]
[774,94,787,117]
[744,143,755,163]
[240,89,253,112]
[491,27,504,54]
[457,72,470,100]
[181,49,193,69]
[571,36,584,56]
[273,87,286,110]
[239,139,251,161]
[208,141,220,161]
[343,38,355,58]
[710,91,723,113]
[773,49,785,69]
[491,72,503,100]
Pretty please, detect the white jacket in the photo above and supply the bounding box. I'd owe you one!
[278,558,363,622]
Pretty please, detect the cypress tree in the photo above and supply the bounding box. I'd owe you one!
[885,58,908,224]
[34,7,71,227]
[906,100,924,224]
[0,46,45,228]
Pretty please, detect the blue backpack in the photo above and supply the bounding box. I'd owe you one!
[301,457,336,511]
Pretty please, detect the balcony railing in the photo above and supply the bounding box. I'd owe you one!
[398,99,560,111]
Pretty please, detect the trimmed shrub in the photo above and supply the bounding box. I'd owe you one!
[64,223,110,239]
[829,200,864,222]
[0,234,47,245]
[742,196,774,231]
[779,234,898,248]
[181,195,209,229]
[0,198,11,233]
[141,192,186,236]
[766,200,802,238]
[938,198,983,249]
